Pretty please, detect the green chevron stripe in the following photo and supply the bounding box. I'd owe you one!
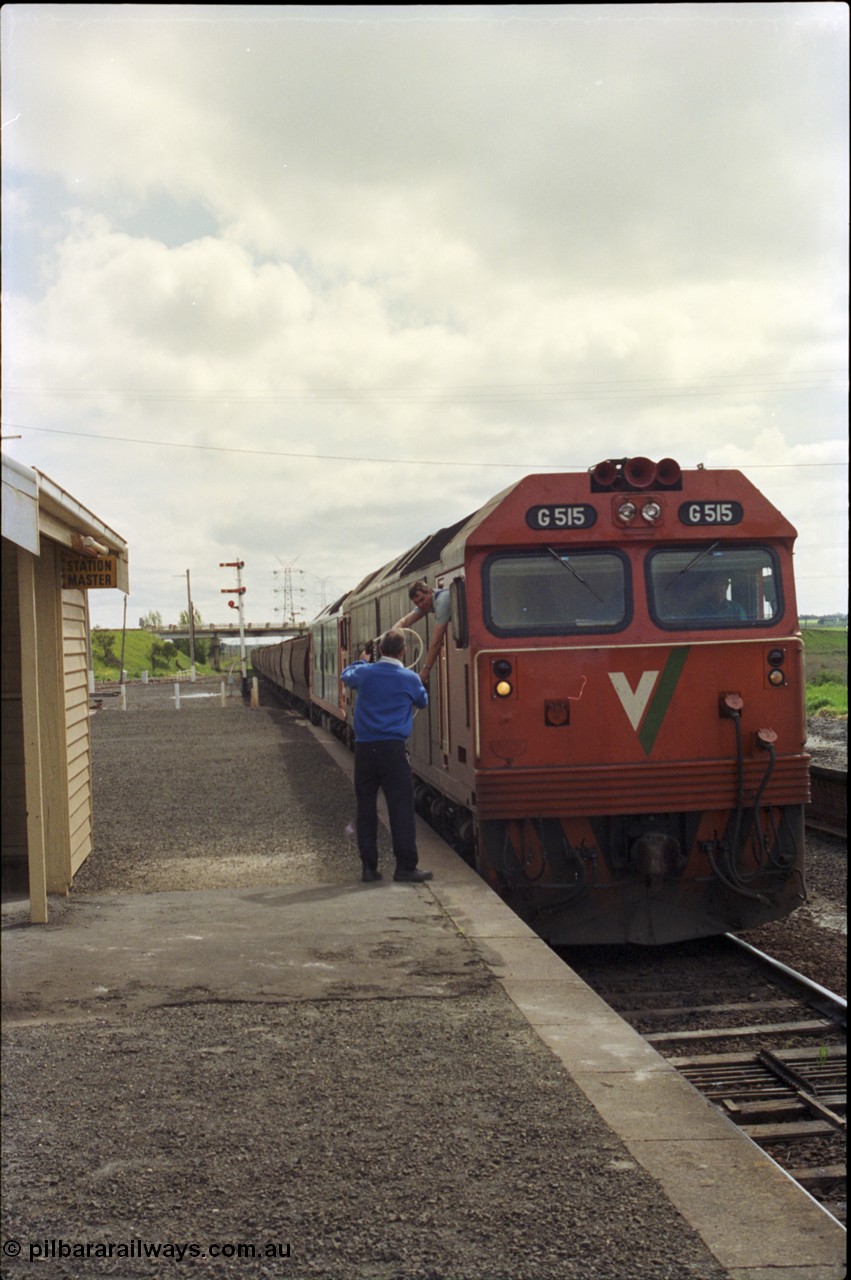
[637,646,690,756]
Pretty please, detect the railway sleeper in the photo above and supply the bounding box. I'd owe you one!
[785,1164,845,1190]
[740,1119,840,1141]
[722,1097,845,1125]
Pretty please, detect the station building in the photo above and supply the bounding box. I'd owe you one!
[1,456,129,922]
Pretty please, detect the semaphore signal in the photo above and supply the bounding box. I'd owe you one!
[219,559,248,695]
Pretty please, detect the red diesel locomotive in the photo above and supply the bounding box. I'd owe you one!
[253,457,809,944]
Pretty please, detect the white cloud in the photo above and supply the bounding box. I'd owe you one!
[1,2,846,625]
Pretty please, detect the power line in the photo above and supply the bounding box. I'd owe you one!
[1,421,845,470]
[3,370,846,406]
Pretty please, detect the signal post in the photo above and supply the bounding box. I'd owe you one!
[220,560,248,697]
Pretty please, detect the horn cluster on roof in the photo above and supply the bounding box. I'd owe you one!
[590,457,682,492]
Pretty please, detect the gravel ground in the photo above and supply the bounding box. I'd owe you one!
[2,999,730,1280]
[74,685,363,894]
[804,713,847,773]
[2,683,737,1280]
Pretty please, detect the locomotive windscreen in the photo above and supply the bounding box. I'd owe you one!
[648,545,782,626]
[484,549,629,635]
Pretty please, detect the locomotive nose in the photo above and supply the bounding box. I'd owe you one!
[631,832,682,882]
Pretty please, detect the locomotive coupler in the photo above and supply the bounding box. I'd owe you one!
[630,831,682,884]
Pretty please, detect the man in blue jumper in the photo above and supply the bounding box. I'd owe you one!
[341,629,433,884]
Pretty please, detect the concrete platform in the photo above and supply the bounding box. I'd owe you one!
[2,718,845,1280]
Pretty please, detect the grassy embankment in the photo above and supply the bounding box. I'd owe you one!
[91,629,219,681]
[92,625,847,716]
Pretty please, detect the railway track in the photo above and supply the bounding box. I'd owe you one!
[561,935,846,1225]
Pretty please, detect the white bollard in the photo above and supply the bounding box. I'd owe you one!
[142,670,148,684]
[120,684,127,712]
[220,681,226,707]
[174,682,180,710]
[250,676,259,708]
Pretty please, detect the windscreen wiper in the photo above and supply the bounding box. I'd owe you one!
[547,547,604,603]
[665,541,720,592]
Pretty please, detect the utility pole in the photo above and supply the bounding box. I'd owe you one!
[186,569,196,682]
[220,559,248,696]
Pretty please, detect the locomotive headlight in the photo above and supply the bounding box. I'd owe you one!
[767,648,785,666]
[493,659,513,677]
[767,668,785,687]
[495,680,513,698]
[641,501,662,523]
[617,501,637,523]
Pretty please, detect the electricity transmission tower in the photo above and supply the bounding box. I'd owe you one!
[273,556,305,626]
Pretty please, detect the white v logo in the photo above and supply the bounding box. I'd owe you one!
[609,671,659,730]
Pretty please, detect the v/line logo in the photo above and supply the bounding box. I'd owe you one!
[608,648,690,756]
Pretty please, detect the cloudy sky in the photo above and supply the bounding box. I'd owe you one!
[2,2,847,629]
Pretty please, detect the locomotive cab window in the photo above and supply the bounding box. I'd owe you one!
[484,549,629,636]
[648,545,782,629]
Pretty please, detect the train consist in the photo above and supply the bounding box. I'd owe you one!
[252,457,809,945]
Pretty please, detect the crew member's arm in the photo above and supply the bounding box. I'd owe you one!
[394,606,422,630]
[419,621,449,684]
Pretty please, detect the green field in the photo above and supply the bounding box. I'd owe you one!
[802,627,847,716]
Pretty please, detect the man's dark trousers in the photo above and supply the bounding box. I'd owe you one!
[354,740,418,873]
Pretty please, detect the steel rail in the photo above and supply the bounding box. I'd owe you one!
[725,933,847,1019]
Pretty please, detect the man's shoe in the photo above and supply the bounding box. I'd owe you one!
[361,866,382,882]
[393,868,433,883]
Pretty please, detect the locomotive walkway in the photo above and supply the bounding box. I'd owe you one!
[1,690,844,1280]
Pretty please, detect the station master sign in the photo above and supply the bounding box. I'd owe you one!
[61,555,119,590]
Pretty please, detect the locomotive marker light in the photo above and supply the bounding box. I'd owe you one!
[766,647,786,687]
[616,501,637,523]
[493,658,514,699]
[641,501,663,523]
